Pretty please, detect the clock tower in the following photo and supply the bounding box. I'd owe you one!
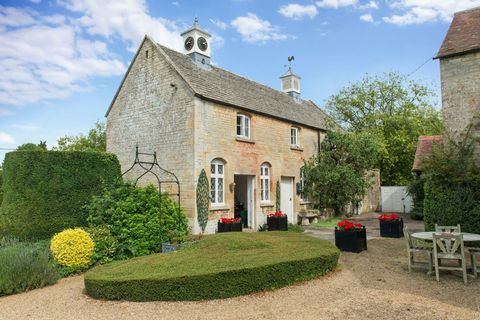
[181,18,211,68]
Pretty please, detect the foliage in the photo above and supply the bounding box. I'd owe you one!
[422,129,480,233]
[196,169,209,233]
[0,167,3,206]
[85,183,188,258]
[326,72,442,185]
[16,141,47,151]
[287,223,304,233]
[275,180,280,211]
[0,151,121,240]
[407,176,426,220]
[84,232,339,301]
[310,217,342,229]
[0,238,60,296]
[85,225,118,265]
[303,131,379,215]
[56,121,106,152]
[50,228,94,273]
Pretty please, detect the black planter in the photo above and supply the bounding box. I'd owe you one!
[217,221,243,233]
[379,218,404,238]
[334,227,367,253]
[267,216,288,231]
[161,242,179,253]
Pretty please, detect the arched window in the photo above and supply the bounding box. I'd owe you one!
[210,159,225,205]
[260,163,270,202]
[236,114,250,139]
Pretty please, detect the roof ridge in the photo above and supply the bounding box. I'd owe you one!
[454,5,480,15]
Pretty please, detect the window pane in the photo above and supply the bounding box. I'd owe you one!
[211,164,215,174]
[218,178,224,202]
[265,180,270,200]
[245,117,249,137]
[211,178,216,202]
[260,179,265,200]
[218,164,223,175]
[265,167,268,176]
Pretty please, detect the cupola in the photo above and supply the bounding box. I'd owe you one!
[280,56,301,101]
[181,18,211,69]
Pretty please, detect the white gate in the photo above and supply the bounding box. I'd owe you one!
[381,186,413,213]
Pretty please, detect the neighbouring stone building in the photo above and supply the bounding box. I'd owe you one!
[413,7,480,172]
[106,20,374,233]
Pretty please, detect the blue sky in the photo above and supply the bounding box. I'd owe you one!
[1,0,479,162]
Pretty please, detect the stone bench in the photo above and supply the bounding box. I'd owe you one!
[298,209,321,226]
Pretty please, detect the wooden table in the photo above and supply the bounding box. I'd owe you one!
[411,232,480,242]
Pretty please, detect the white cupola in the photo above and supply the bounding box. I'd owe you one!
[181,18,211,69]
[280,56,301,101]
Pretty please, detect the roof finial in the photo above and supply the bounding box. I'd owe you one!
[288,56,295,70]
[193,17,199,27]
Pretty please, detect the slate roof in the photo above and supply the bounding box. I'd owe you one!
[153,41,332,130]
[436,7,480,59]
[412,135,443,172]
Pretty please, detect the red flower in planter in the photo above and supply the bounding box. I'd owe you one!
[268,211,287,218]
[337,220,363,231]
[219,217,241,224]
[378,213,400,221]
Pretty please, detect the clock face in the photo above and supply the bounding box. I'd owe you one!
[184,36,194,51]
[197,37,208,51]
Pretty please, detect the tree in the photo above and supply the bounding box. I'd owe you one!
[16,141,47,151]
[326,72,442,185]
[303,131,379,216]
[56,121,106,152]
[196,169,210,233]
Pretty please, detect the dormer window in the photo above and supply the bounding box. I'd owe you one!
[236,114,250,139]
[291,127,299,146]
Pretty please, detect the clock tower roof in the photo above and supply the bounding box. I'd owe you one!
[180,17,211,37]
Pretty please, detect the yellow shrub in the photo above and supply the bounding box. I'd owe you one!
[50,228,94,270]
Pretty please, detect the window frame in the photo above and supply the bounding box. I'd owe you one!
[260,163,270,203]
[236,114,251,139]
[291,127,299,147]
[210,159,225,206]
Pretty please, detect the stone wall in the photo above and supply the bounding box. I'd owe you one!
[106,38,197,227]
[193,97,325,233]
[440,51,480,158]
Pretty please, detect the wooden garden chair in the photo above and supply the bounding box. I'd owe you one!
[433,233,467,284]
[403,227,433,273]
[468,247,480,278]
[435,224,461,233]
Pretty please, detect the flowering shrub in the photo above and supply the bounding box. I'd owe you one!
[50,228,94,272]
[337,220,363,231]
[378,213,399,221]
[219,218,241,224]
[268,211,287,218]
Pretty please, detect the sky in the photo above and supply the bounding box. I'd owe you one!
[1,0,480,162]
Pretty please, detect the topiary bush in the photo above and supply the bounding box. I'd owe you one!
[0,238,60,296]
[50,228,95,273]
[196,169,209,233]
[85,183,188,258]
[84,232,339,301]
[0,151,121,240]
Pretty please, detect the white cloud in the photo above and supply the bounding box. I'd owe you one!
[358,1,379,10]
[360,13,375,22]
[59,0,183,52]
[210,18,228,30]
[316,0,358,8]
[278,4,318,20]
[0,132,15,144]
[171,1,180,6]
[383,0,480,25]
[0,5,125,106]
[231,13,291,42]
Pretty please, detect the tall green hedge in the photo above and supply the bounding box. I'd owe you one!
[0,151,121,240]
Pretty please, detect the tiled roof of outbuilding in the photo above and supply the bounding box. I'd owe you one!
[436,7,480,59]
[412,135,443,172]
[154,41,332,130]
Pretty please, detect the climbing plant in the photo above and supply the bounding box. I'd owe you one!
[196,169,210,233]
[276,181,281,211]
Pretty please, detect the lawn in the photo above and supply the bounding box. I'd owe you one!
[309,217,342,229]
[84,232,339,301]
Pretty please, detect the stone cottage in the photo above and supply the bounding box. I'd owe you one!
[413,7,480,172]
[105,20,335,233]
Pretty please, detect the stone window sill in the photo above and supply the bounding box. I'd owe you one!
[260,202,274,208]
[236,137,255,144]
[290,145,303,151]
[210,205,229,212]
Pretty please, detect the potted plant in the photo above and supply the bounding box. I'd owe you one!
[217,217,242,233]
[378,213,403,238]
[267,211,288,231]
[334,220,367,253]
[161,230,186,253]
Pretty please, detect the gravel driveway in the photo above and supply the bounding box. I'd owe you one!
[1,235,479,320]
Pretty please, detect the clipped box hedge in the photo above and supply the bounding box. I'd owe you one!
[84,232,340,301]
[0,151,121,240]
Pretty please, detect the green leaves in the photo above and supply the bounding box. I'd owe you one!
[196,169,210,233]
[56,121,106,152]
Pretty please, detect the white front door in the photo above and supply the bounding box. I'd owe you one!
[281,177,294,224]
[247,176,255,228]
